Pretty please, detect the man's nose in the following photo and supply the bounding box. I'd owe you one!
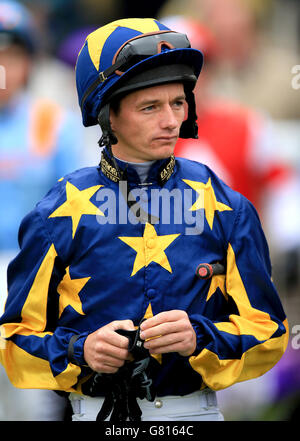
[160,105,179,130]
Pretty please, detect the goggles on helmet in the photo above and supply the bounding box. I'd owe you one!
[80,31,191,110]
[112,31,191,74]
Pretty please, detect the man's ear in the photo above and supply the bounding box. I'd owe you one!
[109,110,115,132]
[98,104,118,145]
[109,109,116,132]
[109,97,121,133]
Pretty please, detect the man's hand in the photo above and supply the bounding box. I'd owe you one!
[83,320,135,373]
[139,310,196,357]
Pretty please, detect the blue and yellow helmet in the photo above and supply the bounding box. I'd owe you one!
[75,18,203,139]
[0,0,36,54]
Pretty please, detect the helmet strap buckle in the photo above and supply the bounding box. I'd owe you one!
[99,71,108,83]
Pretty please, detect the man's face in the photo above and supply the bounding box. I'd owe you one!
[0,44,31,106]
[110,82,186,163]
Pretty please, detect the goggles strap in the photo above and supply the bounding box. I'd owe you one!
[80,58,125,111]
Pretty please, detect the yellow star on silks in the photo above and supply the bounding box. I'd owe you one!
[206,275,228,302]
[182,178,232,229]
[119,223,180,277]
[48,181,104,238]
[57,267,90,318]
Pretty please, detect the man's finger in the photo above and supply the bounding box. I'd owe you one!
[94,339,129,359]
[140,321,179,340]
[144,332,182,349]
[140,310,186,331]
[110,319,135,331]
[100,319,136,348]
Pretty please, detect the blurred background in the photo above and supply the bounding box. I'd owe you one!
[0,0,299,421]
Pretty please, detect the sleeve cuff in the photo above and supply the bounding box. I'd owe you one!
[68,332,89,366]
[189,315,211,356]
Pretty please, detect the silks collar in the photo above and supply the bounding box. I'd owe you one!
[100,148,175,186]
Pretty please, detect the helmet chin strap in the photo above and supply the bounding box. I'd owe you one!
[98,103,118,146]
[97,103,124,180]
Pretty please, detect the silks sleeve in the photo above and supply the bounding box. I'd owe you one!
[0,209,85,391]
[188,196,289,390]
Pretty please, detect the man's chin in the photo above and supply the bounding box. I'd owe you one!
[150,141,176,159]
[149,150,174,162]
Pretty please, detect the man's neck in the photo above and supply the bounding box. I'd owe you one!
[114,155,156,183]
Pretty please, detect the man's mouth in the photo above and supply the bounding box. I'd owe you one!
[153,135,177,142]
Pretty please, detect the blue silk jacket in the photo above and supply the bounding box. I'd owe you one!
[0,151,288,396]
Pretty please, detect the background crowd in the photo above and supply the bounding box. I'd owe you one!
[0,0,299,421]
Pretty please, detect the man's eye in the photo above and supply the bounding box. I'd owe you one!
[174,100,184,108]
[143,105,155,111]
